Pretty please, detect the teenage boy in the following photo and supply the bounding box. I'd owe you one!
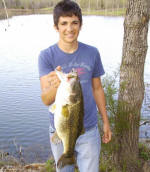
[38,0,112,171]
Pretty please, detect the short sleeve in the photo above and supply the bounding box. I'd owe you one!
[38,50,54,78]
[92,49,105,78]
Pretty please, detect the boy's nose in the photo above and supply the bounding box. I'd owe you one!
[67,25,73,31]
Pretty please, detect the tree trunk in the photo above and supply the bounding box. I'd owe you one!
[113,0,150,171]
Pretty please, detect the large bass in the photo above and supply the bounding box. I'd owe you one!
[49,69,84,169]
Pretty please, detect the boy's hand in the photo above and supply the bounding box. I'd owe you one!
[47,66,61,89]
[102,123,112,143]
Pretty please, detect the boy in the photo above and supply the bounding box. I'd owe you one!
[38,0,111,171]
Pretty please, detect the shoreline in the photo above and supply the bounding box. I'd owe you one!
[1,141,150,172]
[0,8,126,20]
[0,150,53,172]
[0,8,53,20]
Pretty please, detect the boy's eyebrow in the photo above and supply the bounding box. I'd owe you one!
[60,21,67,23]
[72,20,79,22]
[59,20,80,24]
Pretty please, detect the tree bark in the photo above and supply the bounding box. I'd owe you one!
[113,0,150,171]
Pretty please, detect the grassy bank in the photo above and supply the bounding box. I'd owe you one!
[0,8,53,20]
[1,142,150,172]
[0,8,126,20]
[83,8,126,16]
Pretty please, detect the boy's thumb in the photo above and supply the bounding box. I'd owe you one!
[56,66,61,71]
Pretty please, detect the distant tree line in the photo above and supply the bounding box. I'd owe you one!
[0,0,127,10]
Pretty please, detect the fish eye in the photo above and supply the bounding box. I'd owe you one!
[71,68,75,73]
[71,68,78,75]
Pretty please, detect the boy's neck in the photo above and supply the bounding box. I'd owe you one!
[58,40,78,54]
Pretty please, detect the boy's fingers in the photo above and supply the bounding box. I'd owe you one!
[103,131,112,143]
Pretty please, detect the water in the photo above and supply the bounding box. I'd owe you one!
[0,14,150,162]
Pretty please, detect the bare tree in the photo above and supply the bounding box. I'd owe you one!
[113,0,150,171]
[2,0,9,26]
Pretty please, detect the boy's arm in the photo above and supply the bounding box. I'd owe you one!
[92,77,112,143]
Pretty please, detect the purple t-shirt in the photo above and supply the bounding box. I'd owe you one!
[38,42,105,130]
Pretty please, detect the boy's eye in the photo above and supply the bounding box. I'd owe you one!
[60,21,79,26]
[61,22,67,25]
[73,21,79,25]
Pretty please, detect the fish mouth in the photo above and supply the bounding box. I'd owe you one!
[55,68,78,82]
[67,74,76,78]
[67,73,78,82]
[67,69,78,78]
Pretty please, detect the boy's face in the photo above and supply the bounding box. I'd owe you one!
[55,15,81,44]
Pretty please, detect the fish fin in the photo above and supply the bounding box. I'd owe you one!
[57,153,75,169]
[81,127,85,135]
[55,70,64,81]
[61,105,69,118]
[49,103,56,113]
[51,131,61,144]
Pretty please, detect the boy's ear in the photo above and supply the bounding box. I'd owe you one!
[54,25,59,31]
[79,25,82,30]
[78,22,82,31]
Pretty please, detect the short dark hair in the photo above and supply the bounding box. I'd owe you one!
[53,0,82,28]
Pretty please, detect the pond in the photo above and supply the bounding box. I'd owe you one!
[0,14,149,163]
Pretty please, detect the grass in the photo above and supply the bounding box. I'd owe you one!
[42,158,56,172]
[1,142,150,171]
[39,7,126,16]
[43,158,79,172]
[82,8,126,16]
[99,142,150,172]
[0,8,52,19]
[0,7,126,20]
[139,143,150,161]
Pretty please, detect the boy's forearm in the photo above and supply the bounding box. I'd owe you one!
[93,86,112,143]
[93,87,109,124]
[41,86,57,106]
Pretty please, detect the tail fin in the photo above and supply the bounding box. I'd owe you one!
[57,153,75,169]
